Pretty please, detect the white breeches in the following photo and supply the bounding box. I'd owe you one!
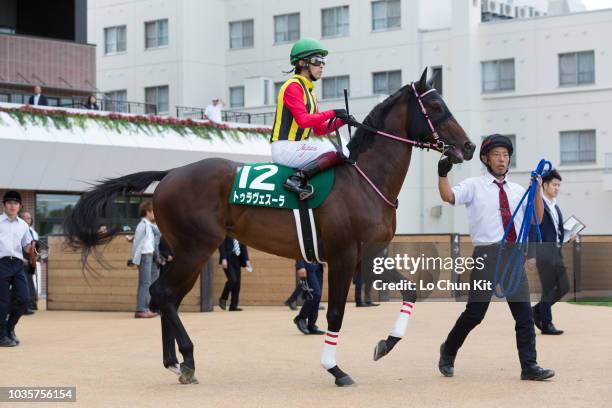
[271,139,336,169]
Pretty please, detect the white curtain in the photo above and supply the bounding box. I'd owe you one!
[559,53,577,85]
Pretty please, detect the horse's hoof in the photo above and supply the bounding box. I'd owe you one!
[178,365,199,385]
[373,339,388,361]
[335,375,356,387]
[328,365,355,387]
[166,363,181,376]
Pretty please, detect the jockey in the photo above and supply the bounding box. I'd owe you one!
[271,38,352,200]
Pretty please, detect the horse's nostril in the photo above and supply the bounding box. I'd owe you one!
[464,141,476,153]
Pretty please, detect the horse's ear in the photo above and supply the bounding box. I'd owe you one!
[427,68,438,88]
[418,67,428,90]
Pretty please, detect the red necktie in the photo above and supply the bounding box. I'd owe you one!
[494,180,517,243]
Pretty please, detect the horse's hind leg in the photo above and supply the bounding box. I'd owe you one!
[321,248,358,387]
[373,267,417,361]
[150,249,213,385]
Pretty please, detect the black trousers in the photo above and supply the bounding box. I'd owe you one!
[220,259,241,309]
[443,245,537,369]
[534,248,569,325]
[25,264,37,310]
[297,268,323,329]
[0,258,29,338]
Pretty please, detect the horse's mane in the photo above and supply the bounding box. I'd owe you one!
[347,85,410,160]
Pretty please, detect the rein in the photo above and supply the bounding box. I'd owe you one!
[332,83,450,208]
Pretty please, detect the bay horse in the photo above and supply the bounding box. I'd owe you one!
[64,69,475,386]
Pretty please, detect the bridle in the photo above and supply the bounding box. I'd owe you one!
[329,83,453,208]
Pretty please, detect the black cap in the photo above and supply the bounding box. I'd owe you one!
[480,134,514,160]
[2,190,22,204]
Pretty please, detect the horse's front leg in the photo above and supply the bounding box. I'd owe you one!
[321,249,358,387]
[373,266,417,361]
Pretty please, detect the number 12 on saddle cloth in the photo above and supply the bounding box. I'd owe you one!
[229,163,335,210]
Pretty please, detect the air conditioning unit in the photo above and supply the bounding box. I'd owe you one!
[489,1,498,13]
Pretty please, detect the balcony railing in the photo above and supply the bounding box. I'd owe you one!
[176,105,275,125]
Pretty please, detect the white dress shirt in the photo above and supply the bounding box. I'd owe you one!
[33,94,41,105]
[543,195,560,243]
[452,172,527,245]
[204,103,223,123]
[0,213,33,259]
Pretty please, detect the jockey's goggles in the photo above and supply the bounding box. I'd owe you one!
[306,56,326,67]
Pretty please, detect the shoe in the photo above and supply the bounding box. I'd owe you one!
[8,330,19,345]
[0,336,17,347]
[541,322,564,335]
[134,311,157,318]
[284,300,298,311]
[356,302,367,307]
[532,306,542,331]
[23,309,35,315]
[318,305,325,310]
[438,343,455,377]
[229,307,243,311]
[521,365,555,380]
[307,325,325,335]
[365,301,380,307]
[283,174,314,200]
[293,316,310,335]
[219,298,227,310]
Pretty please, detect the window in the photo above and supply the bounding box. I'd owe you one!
[229,86,245,108]
[481,134,516,168]
[481,59,515,92]
[145,19,168,49]
[274,13,300,44]
[274,81,284,99]
[263,79,270,105]
[559,51,594,86]
[560,130,596,165]
[229,19,254,49]
[104,25,127,54]
[432,66,443,95]
[322,76,350,99]
[373,70,402,95]
[35,194,81,238]
[372,0,401,31]
[105,90,128,112]
[145,85,169,114]
[322,6,349,37]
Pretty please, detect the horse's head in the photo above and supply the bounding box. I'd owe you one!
[406,68,475,163]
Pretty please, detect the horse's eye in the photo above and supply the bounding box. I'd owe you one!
[430,101,443,113]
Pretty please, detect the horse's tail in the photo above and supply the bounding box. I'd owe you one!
[63,170,170,263]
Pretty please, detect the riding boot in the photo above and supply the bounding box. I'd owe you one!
[284,151,347,200]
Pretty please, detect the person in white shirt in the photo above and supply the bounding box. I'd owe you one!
[131,201,158,318]
[527,169,573,335]
[436,134,555,381]
[204,98,224,123]
[0,191,34,347]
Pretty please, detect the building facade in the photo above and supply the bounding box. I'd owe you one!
[87,0,612,234]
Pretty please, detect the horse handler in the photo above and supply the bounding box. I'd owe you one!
[436,134,555,381]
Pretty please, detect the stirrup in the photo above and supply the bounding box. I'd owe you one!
[298,186,314,200]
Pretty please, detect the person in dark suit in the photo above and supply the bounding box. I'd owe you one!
[292,260,325,335]
[528,169,573,335]
[28,86,49,106]
[218,237,250,311]
[158,236,173,276]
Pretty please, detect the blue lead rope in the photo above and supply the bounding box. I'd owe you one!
[492,159,552,298]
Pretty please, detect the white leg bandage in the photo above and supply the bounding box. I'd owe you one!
[320,331,339,369]
[389,301,414,338]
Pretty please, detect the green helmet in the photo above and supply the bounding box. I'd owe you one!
[290,38,328,64]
